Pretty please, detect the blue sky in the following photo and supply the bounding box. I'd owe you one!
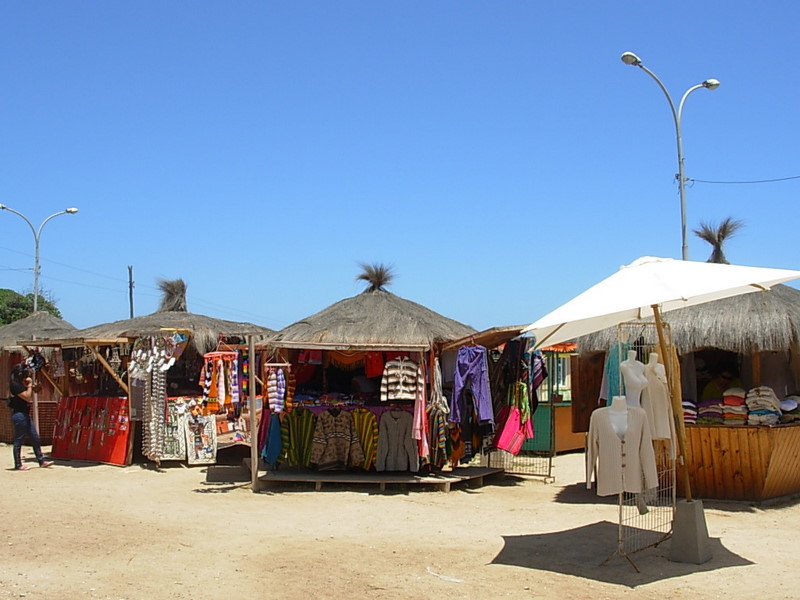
[1,2,798,332]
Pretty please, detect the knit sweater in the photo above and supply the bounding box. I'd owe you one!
[376,410,419,472]
[586,405,658,496]
[310,409,365,471]
[380,358,422,402]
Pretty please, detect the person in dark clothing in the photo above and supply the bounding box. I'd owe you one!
[8,363,53,470]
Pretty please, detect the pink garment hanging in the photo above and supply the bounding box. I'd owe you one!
[493,406,533,456]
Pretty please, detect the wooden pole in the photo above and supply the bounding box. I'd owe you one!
[652,304,694,502]
[248,335,259,492]
[752,350,762,387]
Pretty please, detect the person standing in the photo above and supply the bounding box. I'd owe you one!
[8,363,53,470]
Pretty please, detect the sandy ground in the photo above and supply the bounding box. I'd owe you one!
[2,443,799,600]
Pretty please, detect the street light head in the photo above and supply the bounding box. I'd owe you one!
[621,51,642,66]
[65,207,79,214]
[0,204,7,210]
[703,78,721,90]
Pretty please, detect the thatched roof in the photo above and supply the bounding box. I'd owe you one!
[578,284,800,355]
[270,288,476,351]
[67,312,274,354]
[0,311,77,350]
[38,278,275,353]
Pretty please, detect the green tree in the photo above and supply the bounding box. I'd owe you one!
[0,288,62,325]
[692,217,744,264]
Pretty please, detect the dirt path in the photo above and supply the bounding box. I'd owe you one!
[2,443,797,600]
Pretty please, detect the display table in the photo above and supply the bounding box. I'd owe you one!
[678,424,800,502]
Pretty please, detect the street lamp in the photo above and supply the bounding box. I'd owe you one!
[620,51,720,260]
[0,204,79,311]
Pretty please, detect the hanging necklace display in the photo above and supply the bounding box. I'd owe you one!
[133,336,174,466]
[108,347,123,372]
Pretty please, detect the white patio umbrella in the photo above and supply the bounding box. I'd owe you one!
[522,256,800,562]
[524,256,800,350]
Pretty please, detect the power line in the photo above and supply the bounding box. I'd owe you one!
[2,246,278,325]
[688,175,800,184]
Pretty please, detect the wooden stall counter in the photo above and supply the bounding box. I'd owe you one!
[679,423,800,502]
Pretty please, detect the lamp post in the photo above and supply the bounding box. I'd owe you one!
[0,204,79,311]
[620,52,720,261]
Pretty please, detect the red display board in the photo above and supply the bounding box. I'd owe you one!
[51,396,131,466]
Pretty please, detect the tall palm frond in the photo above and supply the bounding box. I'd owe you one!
[692,217,744,264]
[356,263,395,292]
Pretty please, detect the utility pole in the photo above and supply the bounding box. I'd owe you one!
[128,265,135,318]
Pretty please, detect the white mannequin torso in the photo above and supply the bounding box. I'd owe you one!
[620,351,647,407]
[608,395,628,440]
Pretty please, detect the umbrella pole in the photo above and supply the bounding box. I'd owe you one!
[651,304,693,502]
[653,304,712,564]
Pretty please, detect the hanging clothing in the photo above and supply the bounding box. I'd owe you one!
[351,407,379,470]
[376,410,419,472]
[641,359,676,442]
[240,350,249,396]
[280,407,316,467]
[411,357,429,459]
[229,358,240,405]
[284,371,296,413]
[261,413,283,470]
[447,425,465,468]
[586,405,658,496]
[310,409,365,471]
[426,406,449,469]
[267,369,287,413]
[450,346,493,425]
[599,342,631,405]
[493,382,534,455]
[216,359,227,405]
[430,357,449,414]
[380,357,423,402]
[364,352,385,378]
[529,349,547,414]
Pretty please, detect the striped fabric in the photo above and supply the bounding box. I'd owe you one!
[351,408,379,470]
[285,371,296,413]
[267,368,286,413]
[427,406,449,468]
[280,407,317,467]
[380,358,422,402]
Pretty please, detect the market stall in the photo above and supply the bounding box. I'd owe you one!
[577,282,800,502]
[248,267,510,492]
[34,279,273,466]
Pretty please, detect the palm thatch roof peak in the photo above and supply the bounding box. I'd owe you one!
[157,278,188,312]
[356,263,395,292]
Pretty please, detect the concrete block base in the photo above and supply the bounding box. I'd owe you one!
[669,499,712,564]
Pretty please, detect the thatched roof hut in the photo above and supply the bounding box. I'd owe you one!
[577,284,800,355]
[0,311,77,350]
[72,312,273,354]
[45,279,274,353]
[270,265,475,353]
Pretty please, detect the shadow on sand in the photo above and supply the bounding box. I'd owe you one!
[490,520,753,587]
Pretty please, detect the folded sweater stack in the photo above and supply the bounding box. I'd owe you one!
[722,387,748,426]
[746,386,781,425]
[682,401,698,425]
